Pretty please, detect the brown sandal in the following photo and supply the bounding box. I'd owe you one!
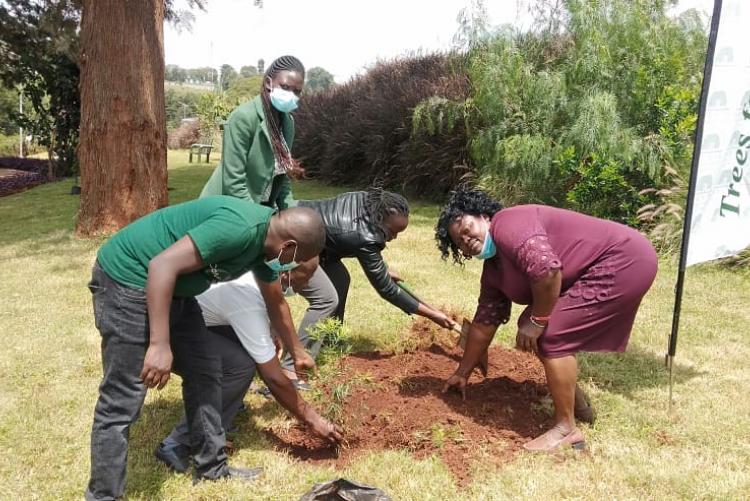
[523,425,586,452]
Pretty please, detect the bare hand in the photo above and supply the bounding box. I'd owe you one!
[140,343,173,390]
[515,320,545,355]
[388,268,402,283]
[293,350,316,378]
[431,310,456,330]
[308,415,344,445]
[442,371,468,400]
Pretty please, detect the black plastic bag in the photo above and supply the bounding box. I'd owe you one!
[299,478,392,501]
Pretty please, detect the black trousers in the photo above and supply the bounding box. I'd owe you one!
[85,263,228,500]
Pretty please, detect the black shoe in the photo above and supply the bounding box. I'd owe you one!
[194,466,264,484]
[292,380,312,391]
[255,380,311,397]
[155,441,191,473]
[255,385,272,398]
[225,466,263,482]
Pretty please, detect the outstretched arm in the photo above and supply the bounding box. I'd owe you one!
[443,322,498,400]
[256,357,343,444]
[356,245,420,313]
[257,278,316,375]
[415,302,456,328]
[444,274,510,398]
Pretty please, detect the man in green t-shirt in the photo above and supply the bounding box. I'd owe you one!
[85,196,328,501]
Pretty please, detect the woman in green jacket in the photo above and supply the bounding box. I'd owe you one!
[201,55,305,209]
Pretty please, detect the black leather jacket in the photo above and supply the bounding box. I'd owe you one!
[299,192,419,314]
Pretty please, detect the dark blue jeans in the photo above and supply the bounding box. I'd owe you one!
[85,262,228,501]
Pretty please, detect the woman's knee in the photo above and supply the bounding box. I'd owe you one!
[306,285,339,313]
[321,289,339,315]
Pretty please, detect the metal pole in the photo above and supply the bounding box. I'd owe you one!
[18,88,23,157]
[667,0,723,409]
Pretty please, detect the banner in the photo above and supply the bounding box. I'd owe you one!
[685,0,750,266]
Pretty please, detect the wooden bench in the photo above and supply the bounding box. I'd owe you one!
[189,136,214,163]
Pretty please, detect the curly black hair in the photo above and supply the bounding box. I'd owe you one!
[435,186,503,264]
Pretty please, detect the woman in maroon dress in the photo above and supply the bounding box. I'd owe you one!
[436,188,657,451]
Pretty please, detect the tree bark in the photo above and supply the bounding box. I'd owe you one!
[77,0,168,236]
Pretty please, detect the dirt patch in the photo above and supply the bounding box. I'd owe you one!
[267,317,551,483]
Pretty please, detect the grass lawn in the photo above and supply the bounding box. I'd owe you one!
[0,150,749,500]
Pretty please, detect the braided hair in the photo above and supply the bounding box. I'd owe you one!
[261,55,306,179]
[435,186,503,265]
[365,185,410,236]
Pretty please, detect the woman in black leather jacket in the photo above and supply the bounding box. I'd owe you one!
[279,187,456,386]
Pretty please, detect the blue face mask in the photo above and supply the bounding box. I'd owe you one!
[270,87,299,113]
[281,273,295,297]
[265,243,299,272]
[476,222,496,260]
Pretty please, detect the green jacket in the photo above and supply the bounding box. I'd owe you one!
[200,95,296,209]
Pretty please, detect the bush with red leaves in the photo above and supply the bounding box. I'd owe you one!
[293,53,471,198]
[0,157,48,197]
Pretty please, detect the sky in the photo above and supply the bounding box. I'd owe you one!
[164,0,716,84]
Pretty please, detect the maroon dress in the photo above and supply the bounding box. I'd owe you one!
[473,205,658,358]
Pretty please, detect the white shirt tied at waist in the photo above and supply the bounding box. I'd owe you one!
[197,271,276,364]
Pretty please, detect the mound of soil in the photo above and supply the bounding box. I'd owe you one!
[267,318,552,482]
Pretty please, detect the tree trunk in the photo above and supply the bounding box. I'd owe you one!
[77,0,168,236]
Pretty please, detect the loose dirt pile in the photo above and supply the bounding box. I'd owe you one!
[266,317,553,482]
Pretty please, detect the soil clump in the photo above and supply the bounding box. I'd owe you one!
[267,317,552,482]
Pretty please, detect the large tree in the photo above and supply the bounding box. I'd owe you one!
[77,0,168,235]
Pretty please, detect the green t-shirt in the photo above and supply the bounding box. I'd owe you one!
[97,196,277,297]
